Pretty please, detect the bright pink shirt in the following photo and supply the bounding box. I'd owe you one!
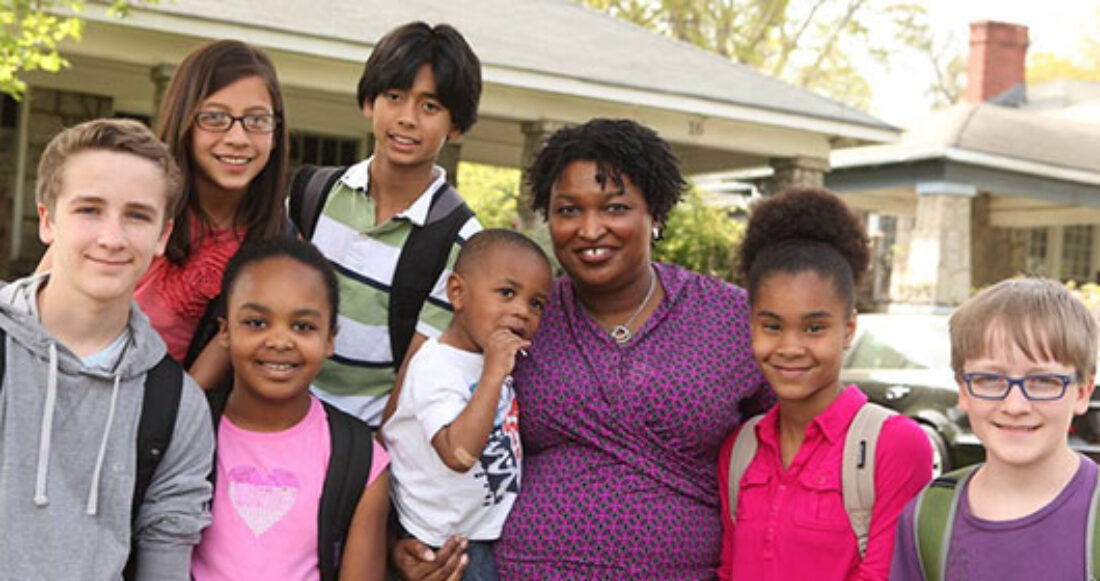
[134,221,243,363]
[718,386,932,581]
[191,397,389,581]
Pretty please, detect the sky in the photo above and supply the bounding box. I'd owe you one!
[865,0,1099,126]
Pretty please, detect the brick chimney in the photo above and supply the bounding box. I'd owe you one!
[965,21,1029,104]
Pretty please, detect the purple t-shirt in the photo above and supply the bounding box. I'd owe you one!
[494,263,774,580]
[891,455,1097,581]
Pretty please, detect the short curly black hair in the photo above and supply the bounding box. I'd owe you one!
[527,119,685,225]
[221,237,340,332]
[740,187,870,309]
[455,228,551,276]
[356,21,482,133]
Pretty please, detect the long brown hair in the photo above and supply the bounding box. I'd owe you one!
[156,39,289,265]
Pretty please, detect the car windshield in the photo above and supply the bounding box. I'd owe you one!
[845,316,951,370]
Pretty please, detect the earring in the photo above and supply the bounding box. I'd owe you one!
[652,226,661,241]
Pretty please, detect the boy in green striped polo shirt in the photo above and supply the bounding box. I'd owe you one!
[300,22,483,428]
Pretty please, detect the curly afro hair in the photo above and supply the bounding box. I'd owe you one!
[527,119,685,225]
[740,187,870,308]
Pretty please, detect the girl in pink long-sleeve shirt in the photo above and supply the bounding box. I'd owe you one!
[719,188,932,581]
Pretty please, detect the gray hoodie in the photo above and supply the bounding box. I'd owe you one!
[0,273,214,580]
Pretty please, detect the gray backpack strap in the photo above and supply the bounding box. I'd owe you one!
[727,415,765,522]
[842,402,896,558]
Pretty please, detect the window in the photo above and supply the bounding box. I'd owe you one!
[1028,228,1048,275]
[0,94,17,128]
[289,132,361,168]
[1060,225,1093,283]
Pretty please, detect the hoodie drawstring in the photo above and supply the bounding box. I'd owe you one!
[86,373,120,515]
[33,342,59,507]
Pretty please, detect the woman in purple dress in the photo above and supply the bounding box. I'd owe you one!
[492,119,774,579]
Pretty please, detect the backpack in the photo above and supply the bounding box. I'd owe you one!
[205,387,376,581]
[727,402,895,557]
[912,464,1100,581]
[0,329,183,580]
[289,164,475,369]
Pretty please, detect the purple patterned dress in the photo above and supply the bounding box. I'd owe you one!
[494,262,774,580]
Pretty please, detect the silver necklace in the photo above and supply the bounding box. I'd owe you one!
[604,266,657,345]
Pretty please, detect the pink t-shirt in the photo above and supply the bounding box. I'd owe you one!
[191,397,389,581]
[718,386,932,581]
[134,221,243,363]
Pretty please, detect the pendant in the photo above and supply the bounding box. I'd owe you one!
[610,325,632,344]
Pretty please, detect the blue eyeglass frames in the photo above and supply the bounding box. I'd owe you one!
[960,372,1078,401]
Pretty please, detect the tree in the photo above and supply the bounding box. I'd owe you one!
[0,0,141,98]
[1028,39,1100,84]
[888,3,964,107]
[653,189,743,281]
[457,161,521,230]
[583,0,937,111]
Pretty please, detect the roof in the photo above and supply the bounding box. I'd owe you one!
[1026,79,1100,111]
[831,102,1100,185]
[1025,80,1100,125]
[140,0,892,133]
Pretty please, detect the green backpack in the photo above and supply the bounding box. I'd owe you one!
[727,402,896,557]
[912,464,1100,581]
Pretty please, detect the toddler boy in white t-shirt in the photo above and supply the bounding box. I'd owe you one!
[383,229,552,580]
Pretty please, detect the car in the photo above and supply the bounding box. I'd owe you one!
[841,313,1100,476]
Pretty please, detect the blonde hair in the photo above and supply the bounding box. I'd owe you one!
[949,278,1098,380]
[36,118,183,221]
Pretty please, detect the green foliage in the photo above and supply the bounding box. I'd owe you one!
[1028,11,1100,85]
[653,189,743,281]
[1064,281,1100,314]
[581,0,931,110]
[457,161,521,230]
[0,0,141,98]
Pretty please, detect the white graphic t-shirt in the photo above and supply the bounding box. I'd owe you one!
[383,338,521,545]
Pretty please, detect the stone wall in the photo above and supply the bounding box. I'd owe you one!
[970,192,1029,288]
[889,193,972,308]
[1,88,113,278]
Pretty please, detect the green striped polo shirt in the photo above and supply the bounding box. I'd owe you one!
[308,158,481,426]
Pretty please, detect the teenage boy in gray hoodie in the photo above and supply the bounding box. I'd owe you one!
[0,119,214,580]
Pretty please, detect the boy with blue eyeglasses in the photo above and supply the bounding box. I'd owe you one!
[891,278,1098,580]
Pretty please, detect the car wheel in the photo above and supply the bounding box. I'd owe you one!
[919,423,951,478]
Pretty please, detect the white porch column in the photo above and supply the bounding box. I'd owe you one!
[889,181,976,311]
[768,155,829,193]
[518,120,563,230]
[438,141,462,188]
[149,64,175,129]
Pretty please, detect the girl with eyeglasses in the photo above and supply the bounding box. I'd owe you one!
[134,39,290,390]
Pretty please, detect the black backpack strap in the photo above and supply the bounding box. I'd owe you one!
[389,183,474,368]
[124,354,184,580]
[317,401,375,581]
[182,293,224,370]
[289,165,347,241]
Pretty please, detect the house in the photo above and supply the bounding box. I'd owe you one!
[0,0,896,277]
[826,21,1100,311]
